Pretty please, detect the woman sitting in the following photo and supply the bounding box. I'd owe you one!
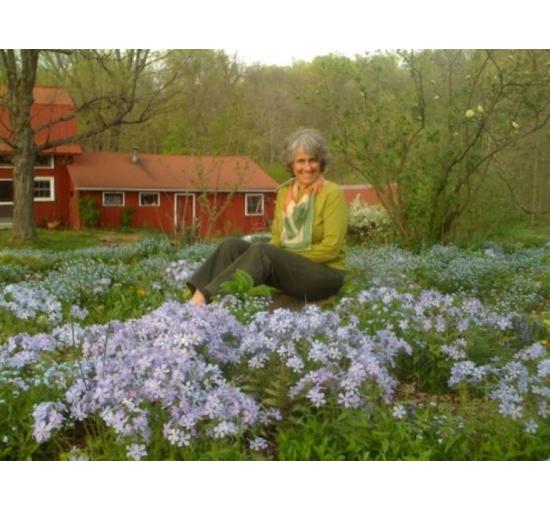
[187,127,348,305]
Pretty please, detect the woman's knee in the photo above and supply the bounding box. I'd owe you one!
[218,237,250,253]
[247,241,274,258]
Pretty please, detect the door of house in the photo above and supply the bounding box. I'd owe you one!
[0,180,14,224]
[175,193,195,235]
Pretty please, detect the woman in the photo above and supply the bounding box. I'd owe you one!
[187,127,348,305]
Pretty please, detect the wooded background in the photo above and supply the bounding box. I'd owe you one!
[2,49,549,244]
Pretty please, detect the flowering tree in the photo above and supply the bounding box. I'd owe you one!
[311,50,550,245]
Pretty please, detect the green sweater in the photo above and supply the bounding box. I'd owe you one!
[269,180,348,270]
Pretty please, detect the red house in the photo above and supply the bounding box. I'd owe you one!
[0,87,83,229]
[340,183,398,206]
[0,87,278,237]
[67,151,278,237]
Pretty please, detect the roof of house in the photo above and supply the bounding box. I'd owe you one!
[340,184,384,205]
[0,86,82,155]
[340,183,398,205]
[67,152,279,192]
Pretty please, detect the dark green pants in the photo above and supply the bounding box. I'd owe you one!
[187,238,345,303]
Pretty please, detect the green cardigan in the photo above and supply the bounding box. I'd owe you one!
[269,180,348,270]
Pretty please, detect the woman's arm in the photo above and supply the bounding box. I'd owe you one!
[269,188,285,247]
[299,185,348,264]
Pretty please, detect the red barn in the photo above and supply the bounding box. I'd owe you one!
[0,87,278,236]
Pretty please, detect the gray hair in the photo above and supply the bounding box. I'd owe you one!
[282,128,330,172]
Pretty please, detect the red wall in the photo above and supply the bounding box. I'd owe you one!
[0,156,73,227]
[77,190,276,237]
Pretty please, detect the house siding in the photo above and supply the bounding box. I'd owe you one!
[0,156,73,227]
[77,190,276,237]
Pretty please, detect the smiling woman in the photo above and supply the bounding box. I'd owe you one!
[187,128,348,305]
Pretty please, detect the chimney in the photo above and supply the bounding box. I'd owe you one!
[131,146,139,164]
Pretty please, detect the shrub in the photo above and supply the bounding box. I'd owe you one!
[347,197,394,244]
[78,198,99,228]
[121,207,135,229]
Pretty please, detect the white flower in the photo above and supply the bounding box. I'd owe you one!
[465,109,475,118]
[392,404,407,419]
[512,121,519,129]
[477,105,484,113]
[433,95,440,100]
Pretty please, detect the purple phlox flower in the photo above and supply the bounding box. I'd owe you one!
[514,341,546,362]
[126,443,147,461]
[70,305,88,321]
[286,355,304,372]
[163,423,191,447]
[337,391,361,408]
[307,386,326,407]
[441,338,467,361]
[524,420,538,434]
[212,420,238,439]
[32,401,66,443]
[249,436,269,451]
[435,315,446,333]
[449,361,490,386]
[499,401,524,420]
[536,359,550,378]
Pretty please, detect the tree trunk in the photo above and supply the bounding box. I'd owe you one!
[4,50,39,242]
[12,146,36,242]
[11,114,37,242]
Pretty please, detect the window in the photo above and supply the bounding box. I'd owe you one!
[103,192,125,207]
[0,155,12,167]
[35,155,54,169]
[0,154,54,168]
[245,194,264,216]
[0,180,13,203]
[139,192,160,207]
[33,177,55,201]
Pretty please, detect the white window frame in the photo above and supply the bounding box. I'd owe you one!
[0,178,14,204]
[33,177,55,202]
[103,191,125,207]
[139,192,160,207]
[245,193,264,216]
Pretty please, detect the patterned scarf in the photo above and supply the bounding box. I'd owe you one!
[281,176,325,250]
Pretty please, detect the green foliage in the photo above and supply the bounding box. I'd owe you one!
[219,269,278,299]
[120,207,135,229]
[0,228,100,252]
[78,198,100,228]
[1,229,549,460]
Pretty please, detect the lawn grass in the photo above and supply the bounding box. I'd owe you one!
[0,228,151,252]
[487,215,550,247]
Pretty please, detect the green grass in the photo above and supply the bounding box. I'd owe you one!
[0,228,150,252]
[487,215,550,247]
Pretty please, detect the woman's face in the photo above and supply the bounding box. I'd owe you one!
[292,148,322,189]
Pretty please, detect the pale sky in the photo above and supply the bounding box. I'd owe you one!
[224,48,371,67]
[2,1,546,56]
